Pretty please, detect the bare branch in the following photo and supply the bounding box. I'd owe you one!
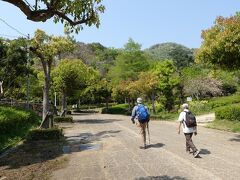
[54,10,94,26]
[2,0,96,25]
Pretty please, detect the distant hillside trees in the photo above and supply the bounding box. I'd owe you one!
[145,42,195,69]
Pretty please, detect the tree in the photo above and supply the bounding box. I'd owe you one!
[52,59,93,115]
[30,29,74,127]
[108,39,150,85]
[1,0,105,33]
[90,78,112,109]
[183,77,222,100]
[112,80,140,109]
[151,60,179,111]
[196,13,240,70]
[181,65,225,99]
[135,71,159,113]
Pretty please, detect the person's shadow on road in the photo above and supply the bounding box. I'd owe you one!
[146,143,165,149]
[200,148,211,155]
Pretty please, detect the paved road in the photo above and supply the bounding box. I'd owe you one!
[52,114,240,180]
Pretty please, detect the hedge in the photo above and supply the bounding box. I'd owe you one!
[102,104,130,115]
[26,128,64,141]
[215,104,240,121]
[209,95,240,109]
[54,116,73,123]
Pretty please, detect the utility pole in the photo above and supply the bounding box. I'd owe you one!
[26,34,30,109]
[54,92,57,107]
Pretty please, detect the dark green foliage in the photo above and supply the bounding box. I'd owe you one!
[221,84,237,95]
[215,105,240,121]
[26,128,64,141]
[0,38,33,99]
[102,104,130,115]
[54,116,73,123]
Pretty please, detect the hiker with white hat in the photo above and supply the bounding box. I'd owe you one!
[131,97,150,149]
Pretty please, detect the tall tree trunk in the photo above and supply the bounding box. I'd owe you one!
[40,61,52,128]
[105,96,109,110]
[61,92,67,117]
[151,92,156,114]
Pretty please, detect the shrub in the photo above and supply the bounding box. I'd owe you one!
[215,104,240,121]
[54,116,73,123]
[102,104,130,115]
[153,102,165,113]
[188,100,211,114]
[26,128,64,141]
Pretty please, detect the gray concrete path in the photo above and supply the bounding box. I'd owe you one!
[52,114,240,180]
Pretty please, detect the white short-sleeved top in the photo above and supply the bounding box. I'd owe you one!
[178,109,196,133]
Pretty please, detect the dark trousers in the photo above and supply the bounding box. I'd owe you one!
[184,133,197,152]
[138,122,147,145]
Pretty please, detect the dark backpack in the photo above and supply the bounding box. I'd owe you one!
[137,104,149,123]
[184,111,197,127]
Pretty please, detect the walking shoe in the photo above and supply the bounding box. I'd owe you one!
[139,144,147,149]
[193,150,200,158]
[186,149,193,154]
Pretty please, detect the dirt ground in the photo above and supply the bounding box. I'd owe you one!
[0,140,69,180]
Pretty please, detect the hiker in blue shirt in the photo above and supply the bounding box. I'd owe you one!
[131,97,150,149]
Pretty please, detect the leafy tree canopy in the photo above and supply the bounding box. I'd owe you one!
[0,38,32,97]
[108,39,150,84]
[196,13,240,70]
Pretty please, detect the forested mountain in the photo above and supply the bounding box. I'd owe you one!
[62,42,118,76]
[145,42,195,68]
[62,42,99,65]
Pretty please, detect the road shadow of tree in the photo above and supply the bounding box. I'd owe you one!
[66,130,121,144]
[135,175,187,180]
[74,119,122,124]
[63,130,122,153]
[229,135,240,142]
[146,143,165,149]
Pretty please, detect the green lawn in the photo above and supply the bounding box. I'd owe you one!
[206,120,240,133]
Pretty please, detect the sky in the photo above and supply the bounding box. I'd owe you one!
[0,0,240,49]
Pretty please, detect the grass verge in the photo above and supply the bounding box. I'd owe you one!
[206,120,240,133]
[0,106,40,152]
